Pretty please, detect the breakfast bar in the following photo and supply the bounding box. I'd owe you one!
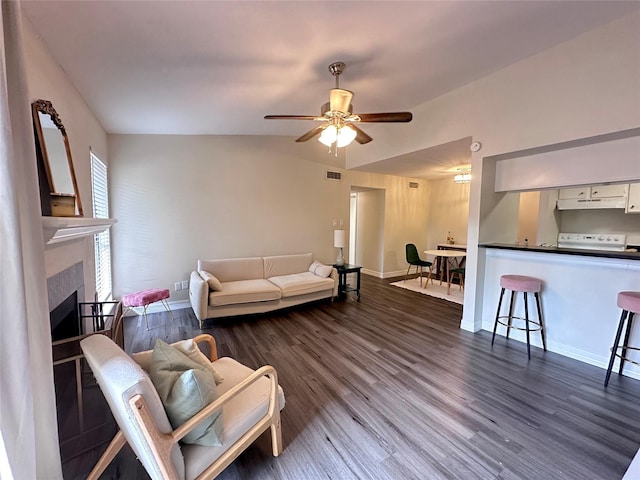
[478,243,640,380]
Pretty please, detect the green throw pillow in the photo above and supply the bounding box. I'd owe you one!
[150,339,223,446]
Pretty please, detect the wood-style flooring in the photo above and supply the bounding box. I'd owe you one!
[63,274,640,479]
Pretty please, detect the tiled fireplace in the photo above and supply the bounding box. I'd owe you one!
[47,261,84,338]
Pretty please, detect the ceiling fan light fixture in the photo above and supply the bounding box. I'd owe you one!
[336,125,357,147]
[318,125,338,146]
[318,124,357,148]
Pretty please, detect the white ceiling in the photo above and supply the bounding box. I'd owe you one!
[22,0,639,178]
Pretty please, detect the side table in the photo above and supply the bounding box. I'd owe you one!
[334,264,362,301]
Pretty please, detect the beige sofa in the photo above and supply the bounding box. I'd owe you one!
[189,253,338,327]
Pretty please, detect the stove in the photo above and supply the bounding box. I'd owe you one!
[557,232,627,252]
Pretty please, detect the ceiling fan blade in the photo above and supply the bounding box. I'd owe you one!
[330,89,353,113]
[357,112,413,123]
[264,115,319,120]
[350,124,373,144]
[295,125,326,142]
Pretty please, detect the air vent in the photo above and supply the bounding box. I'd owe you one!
[409,182,419,189]
[325,170,342,181]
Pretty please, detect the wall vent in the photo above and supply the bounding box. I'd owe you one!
[409,182,419,189]
[325,170,342,181]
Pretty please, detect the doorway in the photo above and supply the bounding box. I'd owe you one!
[349,187,385,274]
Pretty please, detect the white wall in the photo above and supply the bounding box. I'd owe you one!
[346,12,640,332]
[23,15,109,301]
[426,177,470,249]
[108,134,430,302]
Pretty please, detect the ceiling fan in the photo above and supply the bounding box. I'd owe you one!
[264,62,412,149]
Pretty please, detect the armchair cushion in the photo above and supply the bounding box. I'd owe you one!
[150,339,223,446]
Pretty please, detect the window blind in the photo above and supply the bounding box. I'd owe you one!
[91,152,112,301]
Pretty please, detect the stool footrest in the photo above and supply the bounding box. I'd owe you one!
[612,346,640,368]
[495,315,543,332]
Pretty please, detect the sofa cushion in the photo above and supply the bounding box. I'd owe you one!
[150,339,223,446]
[263,253,313,278]
[209,279,281,307]
[268,272,335,298]
[199,270,223,291]
[198,257,264,283]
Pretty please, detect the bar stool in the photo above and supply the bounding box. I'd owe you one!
[604,291,640,387]
[491,274,546,359]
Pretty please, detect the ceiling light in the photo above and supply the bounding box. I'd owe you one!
[318,124,356,148]
[454,168,471,183]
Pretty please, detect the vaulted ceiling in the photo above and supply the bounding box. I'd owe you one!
[22,1,639,178]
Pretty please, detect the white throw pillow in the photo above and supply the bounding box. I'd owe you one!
[199,270,223,291]
[310,261,332,278]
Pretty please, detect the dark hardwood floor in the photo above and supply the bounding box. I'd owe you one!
[63,275,640,479]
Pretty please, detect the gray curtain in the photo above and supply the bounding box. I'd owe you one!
[0,1,62,478]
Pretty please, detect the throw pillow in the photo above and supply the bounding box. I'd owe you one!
[133,338,224,384]
[308,260,320,274]
[150,339,223,446]
[199,270,223,291]
[313,262,333,278]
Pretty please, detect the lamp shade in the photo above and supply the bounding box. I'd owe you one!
[334,229,346,248]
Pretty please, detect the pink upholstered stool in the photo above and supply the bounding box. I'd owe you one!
[491,274,546,359]
[604,291,640,387]
[122,288,173,330]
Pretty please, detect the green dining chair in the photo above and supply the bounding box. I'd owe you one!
[405,244,433,287]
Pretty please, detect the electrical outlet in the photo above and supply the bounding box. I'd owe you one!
[174,282,181,291]
[181,280,189,290]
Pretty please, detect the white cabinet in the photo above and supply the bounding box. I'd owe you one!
[557,183,629,210]
[558,187,589,200]
[590,184,628,198]
[626,183,640,214]
[558,184,627,200]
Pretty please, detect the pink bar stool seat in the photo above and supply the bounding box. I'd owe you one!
[500,275,542,293]
[492,274,546,359]
[604,291,640,387]
[122,288,173,330]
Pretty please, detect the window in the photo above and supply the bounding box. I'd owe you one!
[91,152,112,301]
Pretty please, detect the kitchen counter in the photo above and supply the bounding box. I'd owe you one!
[477,244,640,381]
[479,242,640,261]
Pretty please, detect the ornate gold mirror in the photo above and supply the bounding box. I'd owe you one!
[32,99,83,216]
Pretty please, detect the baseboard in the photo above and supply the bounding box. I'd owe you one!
[123,299,191,316]
[360,268,406,279]
[361,268,383,278]
[483,324,640,381]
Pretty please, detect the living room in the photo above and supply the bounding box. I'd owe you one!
[2,2,640,479]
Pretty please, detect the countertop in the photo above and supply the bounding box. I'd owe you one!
[479,243,640,261]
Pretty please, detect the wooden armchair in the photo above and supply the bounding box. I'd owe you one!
[80,333,284,479]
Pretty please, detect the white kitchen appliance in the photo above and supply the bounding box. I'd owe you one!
[557,232,627,251]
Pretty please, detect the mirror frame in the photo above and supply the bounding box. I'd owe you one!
[32,99,83,216]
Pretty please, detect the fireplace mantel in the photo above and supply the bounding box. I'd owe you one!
[42,216,116,245]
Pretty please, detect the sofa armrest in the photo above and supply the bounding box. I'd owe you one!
[330,268,339,297]
[189,271,208,322]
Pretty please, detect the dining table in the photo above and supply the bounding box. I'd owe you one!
[423,249,467,295]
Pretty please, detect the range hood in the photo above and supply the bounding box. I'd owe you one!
[557,197,627,210]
